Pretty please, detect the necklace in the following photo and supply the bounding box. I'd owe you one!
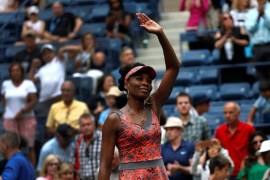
[126,105,146,126]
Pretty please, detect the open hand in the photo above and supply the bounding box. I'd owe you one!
[136,13,162,34]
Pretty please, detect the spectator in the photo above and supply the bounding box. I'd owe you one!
[215,12,249,83]
[37,154,61,180]
[21,6,45,42]
[260,140,270,179]
[230,0,251,27]
[176,92,211,143]
[70,113,102,180]
[29,44,65,117]
[89,74,116,118]
[14,33,41,72]
[46,81,89,137]
[98,86,122,127]
[192,94,210,116]
[191,139,234,180]
[207,0,222,29]
[179,0,209,31]
[43,2,83,42]
[0,132,35,180]
[1,63,37,164]
[215,101,255,178]
[237,131,268,180]
[245,0,270,81]
[162,117,195,180]
[37,124,75,172]
[111,47,135,82]
[90,50,111,74]
[59,162,75,180]
[106,0,132,44]
[0,0,19,12]
[209,155,231,180]
[248,81,270,125]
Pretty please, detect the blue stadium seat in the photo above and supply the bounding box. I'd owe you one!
[198,68,219,84]
[204,112,224,134]
[71,77,93,101]
[219,83,251,100]
[0,12,24,25]
[175,69,196,85]
[0,64,10,80]
[167,86,185,104]
[180,31,198,43]
[155,70,165,80]
[78,23,106,37]
[181,49,211,66]
[251,81,259,98]
[185,84,218,100]
[124,2,150,14]
[87,4,109,22]
[73,0,107,5]
[39,9,52,21]
[65,5,92,20]
[46,0,72,7]
[5,45,26,60]
[163,105,178,117]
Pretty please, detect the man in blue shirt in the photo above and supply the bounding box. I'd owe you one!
[161,117,195,180]
[0,131,35,180]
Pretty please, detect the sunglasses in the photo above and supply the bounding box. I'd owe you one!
[253,140,263,145]
[48,162,59,166]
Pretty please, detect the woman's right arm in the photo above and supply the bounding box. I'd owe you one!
[98,113,120,180]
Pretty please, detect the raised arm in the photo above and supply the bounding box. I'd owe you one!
[98,113,119,180]
[136,13,180,108]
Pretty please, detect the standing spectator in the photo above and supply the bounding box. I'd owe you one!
[162,117,195,180]
[59,163,75,180]
[176,92,211,143]
[245,0,270,81]
[37,154,61,180]
[37,124,75,172]
[215,12,249,83]
[215,101,255,178]
[14,33,41,72]
[260,140,270,179]
[237,131,268,180]
[43,2,83,42]
[21,6,45,42]
[179,0,209,31]
[192,94,210,116]
[70,113,102,180]
[230,0,251,27]
[248,81,270,125]
[29,44,65,117]
[46,81,89,137]
[209,155,232,180]
[1,63,37,164]
[0,132,35,180]
[111,47,135,83]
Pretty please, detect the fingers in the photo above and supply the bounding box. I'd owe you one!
[136,12,151,24]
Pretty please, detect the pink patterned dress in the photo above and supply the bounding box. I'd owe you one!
[115,108,168,180]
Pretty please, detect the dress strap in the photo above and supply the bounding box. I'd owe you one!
[143,108,152,130]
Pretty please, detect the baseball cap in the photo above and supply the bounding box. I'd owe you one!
[28,6,39,15]
[106,86,122,97]
[41,44,55,53]
[125,65,156,82]
[164,117,183,129]
[258,140,270,154]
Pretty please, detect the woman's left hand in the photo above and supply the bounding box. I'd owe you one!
[136,13,162,34]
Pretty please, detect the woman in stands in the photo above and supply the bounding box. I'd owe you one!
[1,63,37,164]
[98,13,180,179]
[37,154,61,180]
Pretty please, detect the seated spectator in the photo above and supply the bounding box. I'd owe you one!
[29,44,65,117]
[111,47,135,82]
[176,92,210,143]
[43,2,83,42]
[1,63,37,164]
[215,102,255,178]
[192,139,234,180]
[70,113,102,180]
[237,131,268,180]
[245,0,270,81]
[90,50,111,74]
[162,117,195,180]
[37,124,75,172]
[46,81,89,137]
[14,33,41,72]
[0,131,35,180]
[37,154,61,180]
[248,81,270,125]
[89,74,116,118]
[21,6,45,42]
[215,12,249,83]
[0,0,19,12]
[192,94,210,116]
[230,0,251,27]
[179,0,209,31]
[209,155,232,180]
[98,86,122,127]
[106,0,132,44]
[59,163,75,180]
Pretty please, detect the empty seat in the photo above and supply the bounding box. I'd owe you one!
[219,83,251,100]
[0,64,10,80]
[167,86,185,103]
[73,0,107,5]
[198,68,219,84]
[87,4,109,22]
[176,69,196,85]
[251,81,259,98]
[185,84,218,100]
[39,9,52,21]
[5,45,25,60]
[124,2,149,14]
[163,105,178,117]
[78,23,106,37]
[65,5,92,20]
[46,0,72,7]
[181,49,211,66]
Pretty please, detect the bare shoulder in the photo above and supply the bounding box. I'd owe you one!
[103,111,122,132]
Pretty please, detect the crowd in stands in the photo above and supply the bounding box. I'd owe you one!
[0,0,269,180]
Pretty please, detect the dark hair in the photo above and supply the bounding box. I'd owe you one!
[97,74,116,92]
[24,33,36,40]
[9,63,25,78]
[209,155,230,175]
[259,81,270,92]
[176,92,192,104]
[0,131,21,149]
[56,124,74,139]
[108,0,123,10]
[118,62,145,91]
